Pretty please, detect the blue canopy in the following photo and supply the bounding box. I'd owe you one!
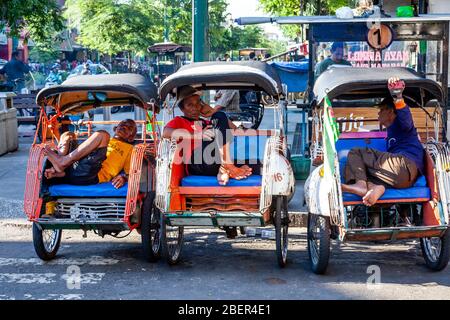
[270,60,309,93]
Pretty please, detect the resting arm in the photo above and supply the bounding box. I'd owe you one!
[162,126,193,140]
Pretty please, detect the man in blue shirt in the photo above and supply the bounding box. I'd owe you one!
[0,51,30,92]
[342,77,424,209]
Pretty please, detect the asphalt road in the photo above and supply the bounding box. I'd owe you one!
[1,223,450,300]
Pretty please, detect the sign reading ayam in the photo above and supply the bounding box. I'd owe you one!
[348,50,410,67]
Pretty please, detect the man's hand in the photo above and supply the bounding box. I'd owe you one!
[388,77,405,101]
[111,174,127,189]
[202,125,215,141]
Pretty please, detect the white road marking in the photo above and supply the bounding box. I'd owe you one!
[60,273,105,284]
[0,273,56,284]
[0,273,105,284]
[0,256,120,266]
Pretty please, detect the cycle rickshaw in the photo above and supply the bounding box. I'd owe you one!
[24,73,162,262]
[305,66,450,273]
[236,12,450,274]
[155,61,295,267]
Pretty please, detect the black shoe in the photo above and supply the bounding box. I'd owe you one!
[224,227,238,239]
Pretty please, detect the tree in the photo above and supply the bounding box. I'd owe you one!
[259,0,349,40]
[64,0,163,57]
[0,0,65,47]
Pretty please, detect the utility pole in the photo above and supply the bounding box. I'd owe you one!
[192,0,209,62]
[164,0,169,42]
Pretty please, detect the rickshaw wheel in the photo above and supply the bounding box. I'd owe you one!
[275,196,289,267]
[32,223,62,261]
[420,228,450,271]
[307,213,331,274]
[141,192,161,262]
[161,215,184,265]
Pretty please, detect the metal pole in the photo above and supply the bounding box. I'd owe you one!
[192,0,209,62]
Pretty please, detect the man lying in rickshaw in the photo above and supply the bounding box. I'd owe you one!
[341,77,424,221]
[43,119,137,189]
[162,85,258,186]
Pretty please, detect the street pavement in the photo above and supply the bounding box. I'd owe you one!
[1,108,450,300]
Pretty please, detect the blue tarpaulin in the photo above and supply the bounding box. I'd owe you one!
[270,60,309,93]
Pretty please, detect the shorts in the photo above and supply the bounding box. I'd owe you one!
[65,147,107,185]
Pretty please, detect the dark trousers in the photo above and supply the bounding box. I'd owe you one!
[345,147,418,189]
[187,111,261,176]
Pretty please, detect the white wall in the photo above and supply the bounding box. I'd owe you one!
[428,0,450,13]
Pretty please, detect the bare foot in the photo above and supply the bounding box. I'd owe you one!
[362,185,386,206]
[223,164,252,180]
[43,145,68,173]
[217,165,230,186]
[45,167,66,179]
[341,180,368,197]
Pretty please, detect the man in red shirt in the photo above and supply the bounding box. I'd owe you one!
[163,86,255,186]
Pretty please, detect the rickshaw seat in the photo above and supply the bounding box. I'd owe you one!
[336,134,431,204]
[181,175,262,187]
[48,182,128,197]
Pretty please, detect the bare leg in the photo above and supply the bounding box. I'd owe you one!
[57,132,77,156]
[362,182,386,206]
[217,165,230,186]
[44,131,110,173]
[341,180,368,197]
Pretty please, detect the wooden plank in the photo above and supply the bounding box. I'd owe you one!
[179,186,261,195]
[343,197,430,206]
[345,228,445,241]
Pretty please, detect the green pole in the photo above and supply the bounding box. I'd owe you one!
[192,0,209,62]
[164,0,169,42]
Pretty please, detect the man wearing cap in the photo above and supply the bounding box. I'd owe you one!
[341,77,424,216]
[163,86,255,186]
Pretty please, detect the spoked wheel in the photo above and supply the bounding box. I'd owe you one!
[307,213,331,274]
[32,223,62,261]
[274,195,289,267]
[420,228,450,271]
[161,215,184,265]
[141,193,161,262]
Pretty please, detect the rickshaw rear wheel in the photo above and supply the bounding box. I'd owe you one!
[420,228,450,271]
[275,195,289,267]
[32,223,62,261]
[307,213,331,274]
[161,215,184,265]
[141,192,161,262]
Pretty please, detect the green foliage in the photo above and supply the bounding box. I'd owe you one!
[259,0,350,39]
[64,0,163,56]
[29,45,59,63]
[0,0,65,48]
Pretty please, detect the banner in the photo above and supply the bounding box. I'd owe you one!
[322,96,340,179]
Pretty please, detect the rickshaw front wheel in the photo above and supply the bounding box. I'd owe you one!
[420,228,450,271]
[275,195,289,268]
[161,215,184,265]
[141,192,161,262]
[32,223,62,261]
[307,213,331,274]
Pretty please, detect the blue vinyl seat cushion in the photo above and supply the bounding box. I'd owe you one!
[181,175,262,187]
[48,182,128,197]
